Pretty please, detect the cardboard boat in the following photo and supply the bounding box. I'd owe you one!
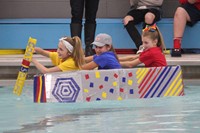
[33,65,184,103]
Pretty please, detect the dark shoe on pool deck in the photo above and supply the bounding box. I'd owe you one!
[171,48,182,57]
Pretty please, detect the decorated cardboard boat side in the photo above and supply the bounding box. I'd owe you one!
[33,65,184,103]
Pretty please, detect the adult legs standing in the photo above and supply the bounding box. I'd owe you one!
[70,0,84,38]
[70,0,99,57]
[84,0,99,56]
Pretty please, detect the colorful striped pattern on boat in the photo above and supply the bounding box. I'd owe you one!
[137,66,184,98]
[34,75,46,103]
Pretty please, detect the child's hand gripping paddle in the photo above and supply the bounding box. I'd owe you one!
[13,37,37,96]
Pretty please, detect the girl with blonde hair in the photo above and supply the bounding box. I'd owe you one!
[32,36,85,74]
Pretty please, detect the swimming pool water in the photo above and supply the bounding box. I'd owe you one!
[0,85,200,133]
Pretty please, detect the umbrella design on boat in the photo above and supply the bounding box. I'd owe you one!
[52,78,80,102]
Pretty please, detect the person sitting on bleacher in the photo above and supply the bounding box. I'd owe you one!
[123,0,163,53]
[171,0,200,57]
[120,24,167,68]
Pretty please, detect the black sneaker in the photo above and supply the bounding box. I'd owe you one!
[171,49,182,57]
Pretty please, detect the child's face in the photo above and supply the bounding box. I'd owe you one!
[94,45,111,55]
[57,42,70,60]
[142,36,157,50]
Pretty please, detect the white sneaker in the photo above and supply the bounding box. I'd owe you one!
[136,45,144,54]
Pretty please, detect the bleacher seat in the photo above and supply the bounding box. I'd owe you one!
[0,18,200,50]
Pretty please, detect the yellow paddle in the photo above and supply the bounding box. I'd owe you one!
[13,37,37,96]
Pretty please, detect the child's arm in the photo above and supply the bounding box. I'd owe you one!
[84,55,94,63]
[120,58,141,68]
[81,61,98,70]
[119,54,139,62]
[34,47,50,58]
[32,58,61,74]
